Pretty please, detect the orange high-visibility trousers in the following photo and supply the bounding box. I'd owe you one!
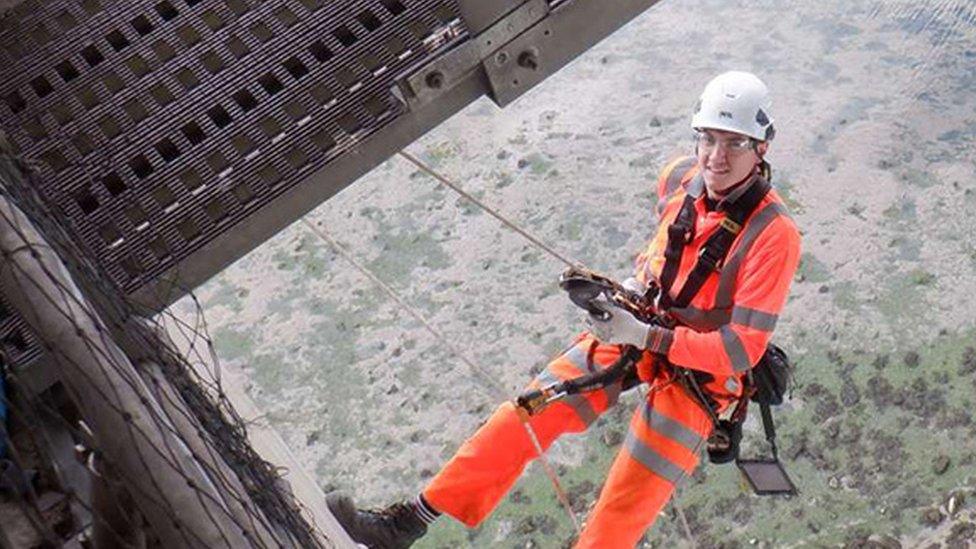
[422,335,715,548]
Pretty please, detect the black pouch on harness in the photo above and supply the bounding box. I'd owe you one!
[749,344,792,406]
[706,419,742,464]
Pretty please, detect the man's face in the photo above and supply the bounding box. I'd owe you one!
[695,128,767,197]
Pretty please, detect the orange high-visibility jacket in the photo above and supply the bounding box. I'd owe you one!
[635,156,801,397]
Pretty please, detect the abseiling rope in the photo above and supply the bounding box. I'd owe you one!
[398,150,581,270]
[299,218,581,533]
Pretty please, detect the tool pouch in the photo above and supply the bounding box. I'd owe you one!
[707,419,743,464]
[749,344,792,406]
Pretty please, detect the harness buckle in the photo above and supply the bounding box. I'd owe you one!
[719,217,742,234]
[667,223,692,245]
[697,245,723,271]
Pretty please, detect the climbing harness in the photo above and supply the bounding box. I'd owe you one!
[533,171,797,495]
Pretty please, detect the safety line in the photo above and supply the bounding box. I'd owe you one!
[299,219,507,401]
[674,498,697,549]
[398,150,582,270]
[298,218,581,532]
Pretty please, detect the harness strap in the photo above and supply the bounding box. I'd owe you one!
[759,402,779,459]
[655,174,772,439]
[657,193,696,310]
[670,177,771,309]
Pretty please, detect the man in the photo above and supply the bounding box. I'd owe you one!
[328,71,802,548]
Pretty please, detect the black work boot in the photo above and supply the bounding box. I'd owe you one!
[327,493,427,549]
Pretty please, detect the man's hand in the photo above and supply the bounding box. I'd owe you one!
[587,298,673,354]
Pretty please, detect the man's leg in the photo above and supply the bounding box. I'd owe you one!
[423,335,637,526]
[575,382,713,549]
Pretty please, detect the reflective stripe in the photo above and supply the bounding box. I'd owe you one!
[720,325,752,372]
[655,198,668,217]
[564,345,593,374]
[657,157,696,216]
[669,305,730,331]
[564,344,623,406]
[640,403,704,452]
[534,369,560,387]
[564,394,598,426]
[714,202,788,309]
[535,365,599,427]
[665,157,696,195]
[623,429,686,485]
[686,173,705,198]
[604,381,622,407]
[731,306,778,331]
[724,376,740,393]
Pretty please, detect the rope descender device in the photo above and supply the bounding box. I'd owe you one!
[514,268,656,416]
[557,267,658,323]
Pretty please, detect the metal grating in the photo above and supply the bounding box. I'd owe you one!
[0,0,466,368]
[0,0,465,296]
[0,291,41,367]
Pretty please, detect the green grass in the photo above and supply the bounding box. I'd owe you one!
[405,326,976,547]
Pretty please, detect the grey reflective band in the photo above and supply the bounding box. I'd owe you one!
[671,305,777,333]
[624,429,687,485]
[656,196,674,217]
[534,369,561,387]
[666,157,696,194]
[644,326,674,355]
[724,376,741,393]
[640,402,704,452]
[536,366,600,427]
[604,381,622,407]
[564,345,594,374]
[720,325,753,372]
[714,202,789,309]
[563,394,599,427]
[731,306,778,331]
[657,157,696,216]
[686,173,705,198]
[563,345,623,407]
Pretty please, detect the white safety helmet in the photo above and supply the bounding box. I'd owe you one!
[691,71,775,142]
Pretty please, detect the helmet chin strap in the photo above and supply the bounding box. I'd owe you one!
[708,165,761,200]
[715,175,751,199]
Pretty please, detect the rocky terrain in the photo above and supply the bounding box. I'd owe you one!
[171,0,976,546]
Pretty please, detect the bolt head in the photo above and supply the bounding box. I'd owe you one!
[425,71,445,89]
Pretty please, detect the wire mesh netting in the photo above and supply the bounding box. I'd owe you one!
[0,147,326,546]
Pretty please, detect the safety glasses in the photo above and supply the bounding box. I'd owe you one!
[694,131,755,154]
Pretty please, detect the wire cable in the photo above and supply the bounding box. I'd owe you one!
[299,218,582,532]
[398,150,581,269]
